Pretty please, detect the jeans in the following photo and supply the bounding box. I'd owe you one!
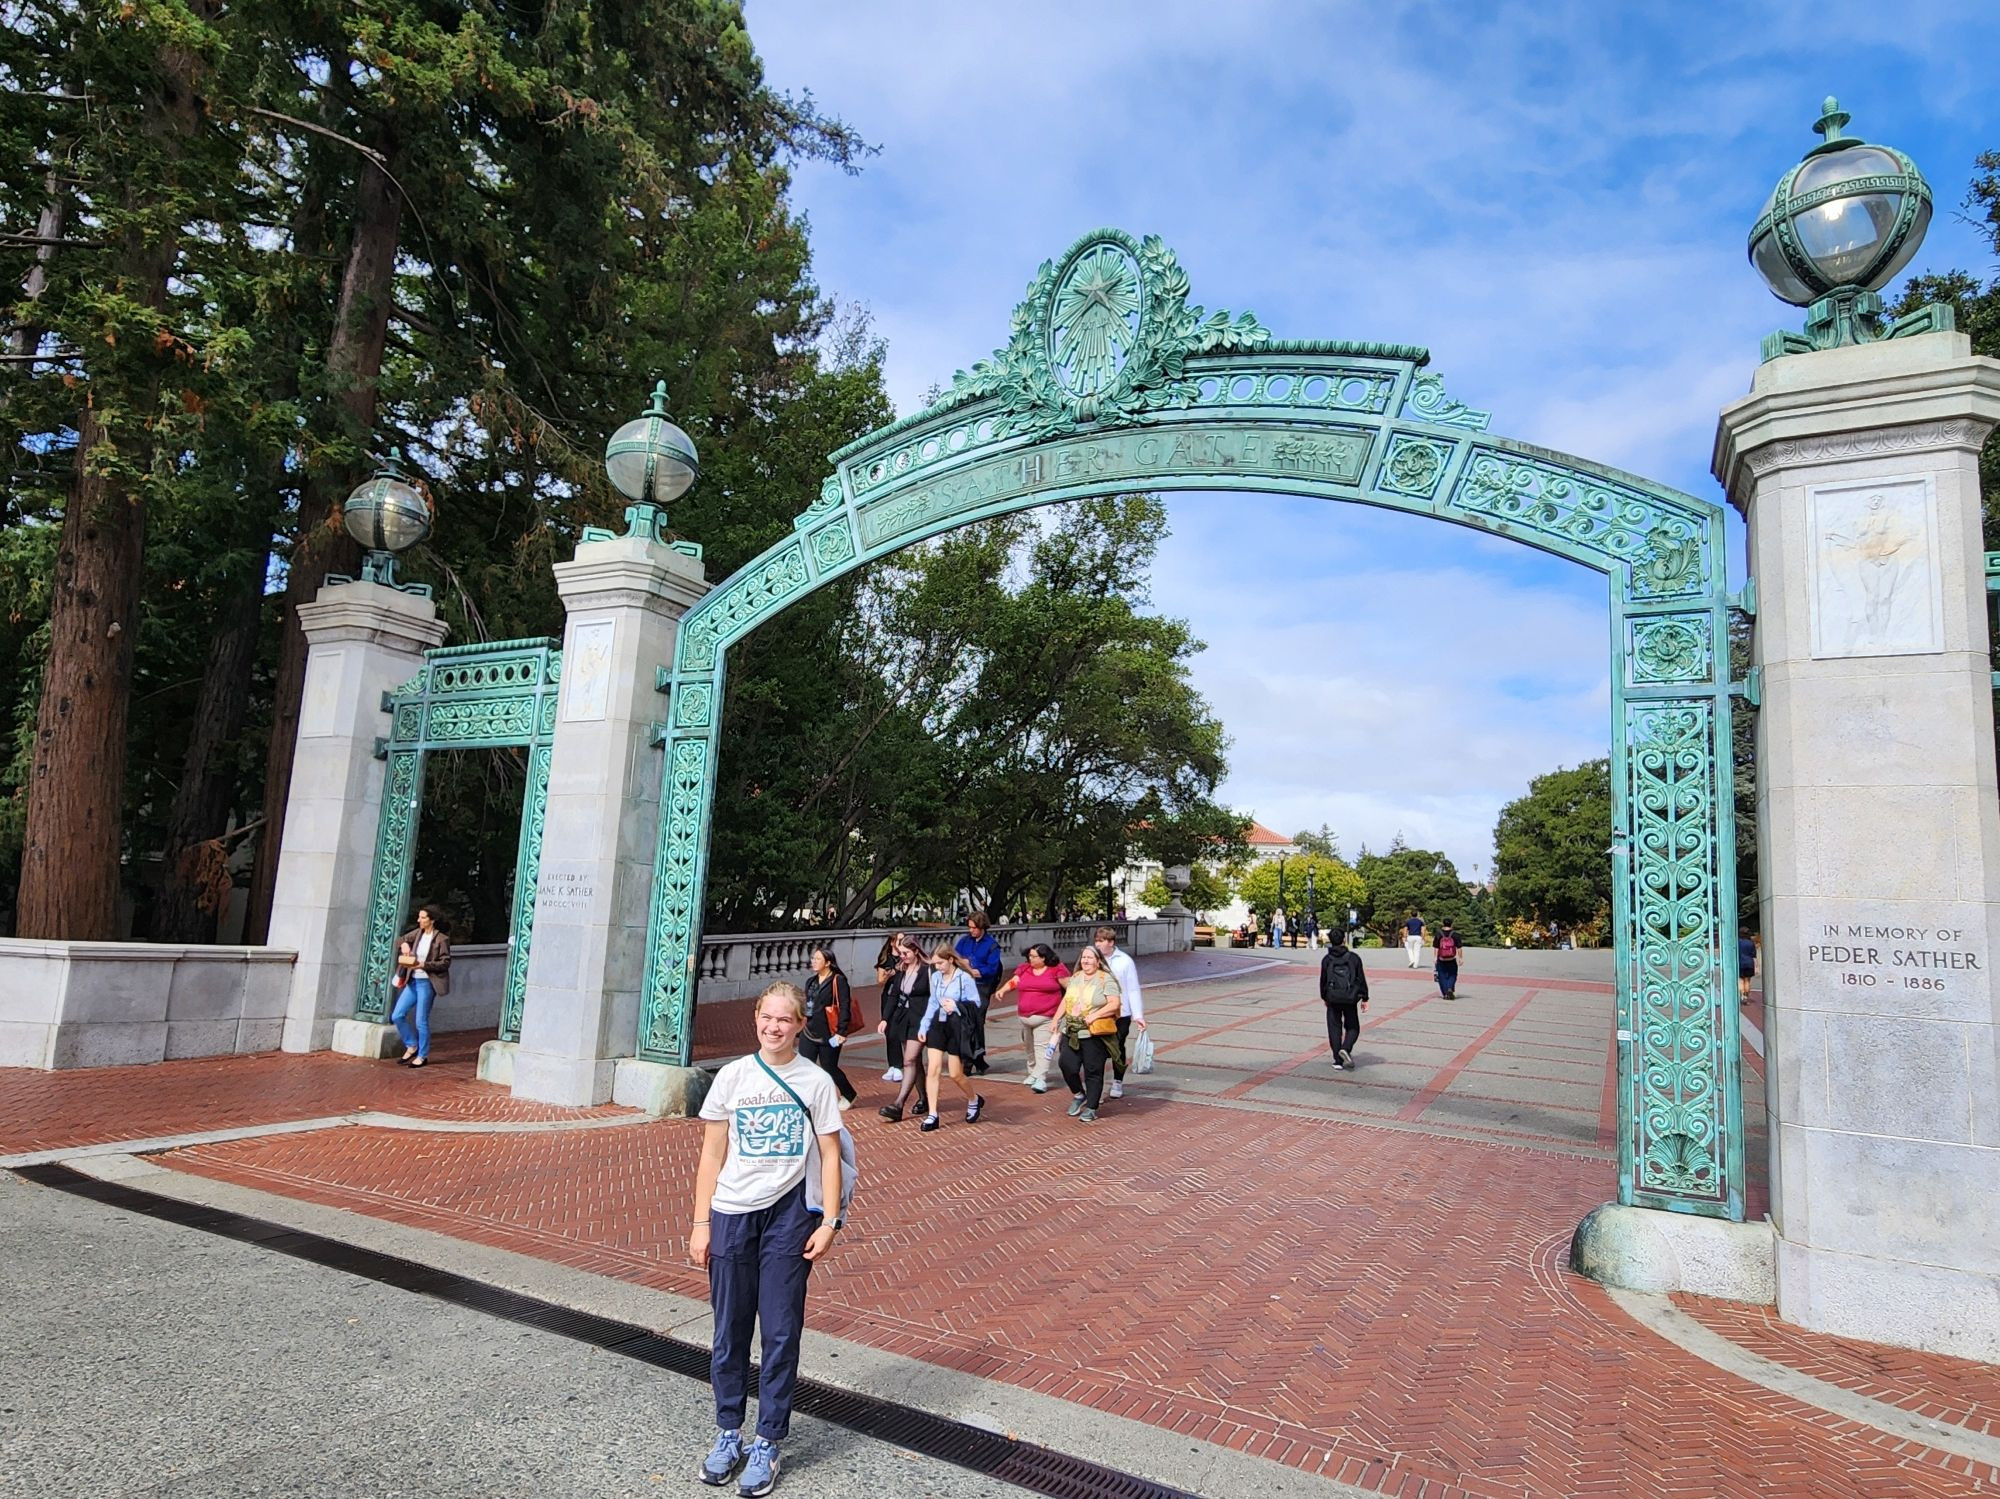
[709,1181,818,1442]
[797,1033,855,1102]
[1327,1001,1360,1058]
[1057,1033,1111,1107]
[1019,1015,1054,1083]
[1436,961,1458,997]
[391,976,435,1058]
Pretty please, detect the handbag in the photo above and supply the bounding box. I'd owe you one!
[1086,1012,1120,1037]
[754,1054,859,1217]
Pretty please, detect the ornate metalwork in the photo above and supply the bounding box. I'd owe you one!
[356,750,424,1022]
[1619,696,1740,1212]
[944,229,1270,438]
[358,637,563,1042]
[1631,617,1713,685]
[498,742,554,1041]
[636,228,1742,1221]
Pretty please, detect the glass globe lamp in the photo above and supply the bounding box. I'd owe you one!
[603,381,699,511]
[1749,99,1949,359]
[340,448,433,589]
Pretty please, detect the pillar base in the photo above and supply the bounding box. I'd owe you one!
[329,1018,400,1060]
[510,1050,615,1108]
[1571,1203,1776,1304]
[612,1057,713,1118]
[475,1039,517,1087]
[1778,1238,2000,1363]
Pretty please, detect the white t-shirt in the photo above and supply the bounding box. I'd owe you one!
[700,1051,843,1215]
[1102,947,1144,1021]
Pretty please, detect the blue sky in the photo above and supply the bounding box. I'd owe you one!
[749,0,2000,876]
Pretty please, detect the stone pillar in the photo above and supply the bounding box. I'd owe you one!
[504,530,707,1107]
[270,581,447,1053]
[1714,331,2000,1360]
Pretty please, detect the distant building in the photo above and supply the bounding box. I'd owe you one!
[1115,820,1297,929]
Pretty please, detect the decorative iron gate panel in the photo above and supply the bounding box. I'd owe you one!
[355,638,562,1043]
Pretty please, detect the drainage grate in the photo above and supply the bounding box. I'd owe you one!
[16,1163,1202,1499]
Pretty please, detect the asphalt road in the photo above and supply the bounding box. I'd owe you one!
[0,1171,1029,1499]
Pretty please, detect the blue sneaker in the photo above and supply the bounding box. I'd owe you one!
[738,1436,781,1496]
[698,1429,743,1486]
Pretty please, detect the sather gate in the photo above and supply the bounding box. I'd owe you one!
[638,229,1745,1220]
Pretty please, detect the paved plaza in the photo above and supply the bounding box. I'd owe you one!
[4,950,1994,1498]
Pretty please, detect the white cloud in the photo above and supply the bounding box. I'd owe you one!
[745,0,2000,870]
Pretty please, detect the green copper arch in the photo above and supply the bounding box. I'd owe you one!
[356,637,561,1043]
[639,229,1744,1220]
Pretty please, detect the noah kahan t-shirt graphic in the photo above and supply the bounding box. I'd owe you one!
[735,1100,807,1159]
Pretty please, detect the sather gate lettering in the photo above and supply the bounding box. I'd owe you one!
[639,229,1746,1220]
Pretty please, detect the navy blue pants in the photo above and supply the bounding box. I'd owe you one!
[1436,960,1459,996]
[709,1181,818,1441]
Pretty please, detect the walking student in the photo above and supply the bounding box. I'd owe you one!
[1402,910,1425,968]
[1319,929,1370,1070]
[1434,920,1463,1001]
[876,936,931,1122]
[691,982,845,1496]
[1049,945,1123,1122]
[955,911,1003,1076]
[1271,906,1287,948]
[391,905,451,1067]
[800,944,859,1108]
[991,942,1068,1093]
[1092,925,1146,1100]
[916,945,985,1131]
[1738,929,1758,1003]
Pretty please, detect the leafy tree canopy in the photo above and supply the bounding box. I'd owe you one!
[1491,758,1613,931]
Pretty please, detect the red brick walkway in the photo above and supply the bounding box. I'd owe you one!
[0,1029,628,1155]
[155,1012,1987,1497]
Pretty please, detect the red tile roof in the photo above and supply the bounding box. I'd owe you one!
[1245,821,1292,846]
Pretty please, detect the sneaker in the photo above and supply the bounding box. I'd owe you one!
[698,1429,744,1486]
[837,1097,852,1112]
[1066,1096,1086,1117]
[1031,1080,1048,1094]
[1078,1108,1098,1123]
[737,1436,780,1497]
[1108,1079,1124,1100]
[1021,1073,1037,1086]
[1332,1060,1345,1071]
[881,1067,902,1082]
[1336,1048,1352,1068]
[965,1094,985,1123]
[919,1114,940,1132]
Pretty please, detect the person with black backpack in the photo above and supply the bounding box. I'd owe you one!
[1434,920,1463,1001]
[1318,930,1370,1071]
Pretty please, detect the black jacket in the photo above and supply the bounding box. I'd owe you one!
[804,971,860,1040]
[1318,948,1369,1005]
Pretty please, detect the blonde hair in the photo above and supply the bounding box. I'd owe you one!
[756,981,806,1022]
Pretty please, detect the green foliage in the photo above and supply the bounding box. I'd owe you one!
[1291,823,1340,859]
[1491,759,1613,931]
[1356,845,1485,942]
[709,493,1232,928]
[1236,854,1365,928]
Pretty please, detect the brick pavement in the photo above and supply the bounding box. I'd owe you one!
[142,961,1985,1499]
[0,1029,630,1156]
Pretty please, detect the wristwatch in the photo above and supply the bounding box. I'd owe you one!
[828,1215,845,1232]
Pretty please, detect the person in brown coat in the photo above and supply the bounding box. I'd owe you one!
[391,905,452,1066]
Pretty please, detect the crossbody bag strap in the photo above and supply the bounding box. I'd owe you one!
[753,1053,811,1117]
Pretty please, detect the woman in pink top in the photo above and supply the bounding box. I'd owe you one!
[989,942,1069,1094]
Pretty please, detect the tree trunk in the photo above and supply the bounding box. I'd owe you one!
[243,140,403,942]
[148,568,265,942]
[14,31,206,939]
[6,171,64,359]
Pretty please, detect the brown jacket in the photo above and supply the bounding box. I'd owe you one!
[397,928,453,996]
